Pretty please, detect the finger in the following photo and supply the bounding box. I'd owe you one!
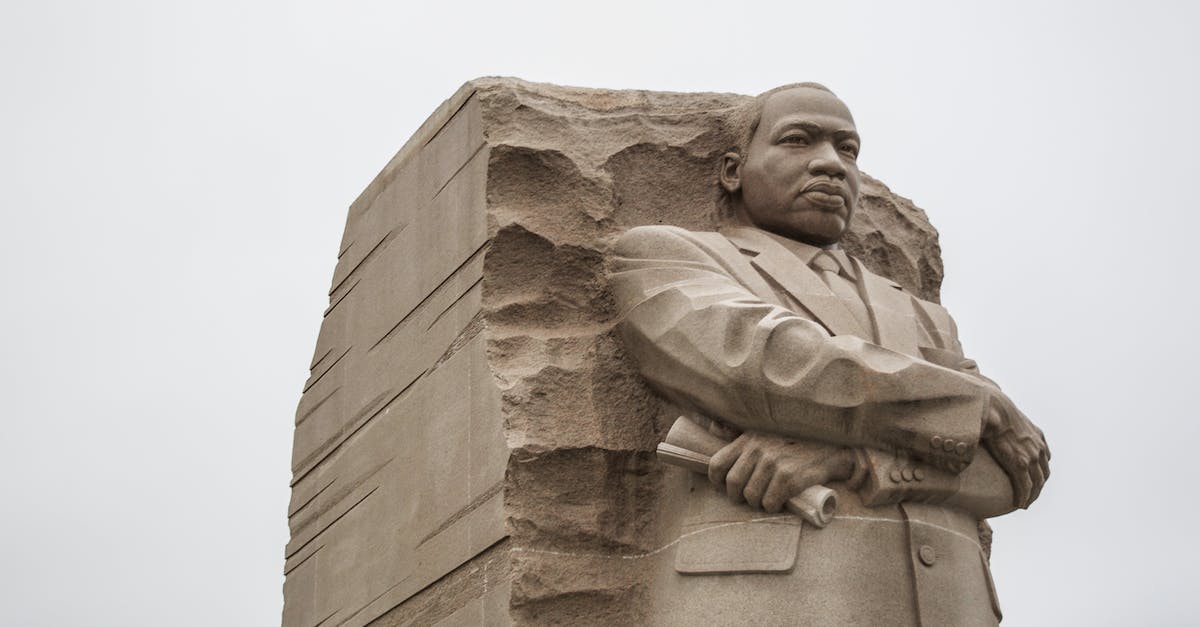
[1039,448,1051,480]
[992,438,1017,473]
[993,438,1029,507]
[761,471,791,513]
[725,450,757,503]
[1008,446,1036,504]
[1027,460,1046,505]
[708,442,740,486]
[742,461,775,510]
[1013,472,1032,509]
[1023,439,1048,490]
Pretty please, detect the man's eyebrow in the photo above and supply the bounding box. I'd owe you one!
[771,120,860,142]
[834,129,861,143]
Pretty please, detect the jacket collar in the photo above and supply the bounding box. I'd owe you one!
[721,226,872,340]
[759,230,857,281]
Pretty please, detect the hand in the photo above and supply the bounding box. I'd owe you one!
[708,432,855,513]
[982,391,1051,509]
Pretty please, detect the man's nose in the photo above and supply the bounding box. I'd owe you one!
[808,142,847,178]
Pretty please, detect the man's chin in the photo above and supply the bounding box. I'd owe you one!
[780,216,847,247]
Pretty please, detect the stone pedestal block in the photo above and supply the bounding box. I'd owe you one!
[283,77,945,626]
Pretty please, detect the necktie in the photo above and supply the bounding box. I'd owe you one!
[810,252,873,339]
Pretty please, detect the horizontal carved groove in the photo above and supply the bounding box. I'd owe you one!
[303,345,351,393]
[329,223,405,298]
[286,485,379,561]
[427,277,482,332]
[433,312,485,371]
[369,241,488,351]
[335,575,412,627]
[296,385,339,427]
[363,537,511,627]
[417,481,504,548]
[282,542,323,576]
[289,456,394,540]
[288,474,336,518]
[291,371,426,485]
[424,92,478,148]
[431,141,487,200]
[311,607,339,627]
[324,278,359,318]
[309,345,334,372]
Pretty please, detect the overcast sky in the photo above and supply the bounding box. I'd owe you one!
[2,1,1197,625]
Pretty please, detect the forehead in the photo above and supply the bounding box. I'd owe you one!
[756,88,856,137]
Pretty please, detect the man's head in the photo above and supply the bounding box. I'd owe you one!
[720,84,861,247]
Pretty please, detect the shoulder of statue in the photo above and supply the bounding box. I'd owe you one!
[612,224,726,259]
[617,224,716,242]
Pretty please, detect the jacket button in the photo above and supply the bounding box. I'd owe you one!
[889,469,903,483]
[901,468,914,482]
[942,438,957,452]
[931,436,943,449]
[955,442,968,455]
[918,545,937,567]
[913,468,925,481]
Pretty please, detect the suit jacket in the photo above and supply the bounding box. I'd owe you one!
[611,225,1014,626]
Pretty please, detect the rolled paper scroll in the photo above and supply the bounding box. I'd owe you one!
[655,416,838,528]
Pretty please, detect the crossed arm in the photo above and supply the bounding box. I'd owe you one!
[611,226,1049,515]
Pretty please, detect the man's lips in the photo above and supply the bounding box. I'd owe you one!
[799,180,849,208]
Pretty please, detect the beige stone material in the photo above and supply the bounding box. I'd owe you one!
[612,224,1014,624]
[610,85,1047,625]
[284,78,1041,626]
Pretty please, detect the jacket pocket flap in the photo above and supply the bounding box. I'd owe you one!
[675,518,801,575]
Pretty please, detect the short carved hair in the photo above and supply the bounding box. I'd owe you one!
[729,82,836,155]
[718,82,837,212]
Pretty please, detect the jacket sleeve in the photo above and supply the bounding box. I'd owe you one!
[610,225,990,468]
[853,296,1037,516]
[857,448,1017,518]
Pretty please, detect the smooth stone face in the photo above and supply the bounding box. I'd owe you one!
[735,87,861,247]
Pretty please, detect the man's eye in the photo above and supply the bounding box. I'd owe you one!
[780,134,809,145]
[839,143,859,157]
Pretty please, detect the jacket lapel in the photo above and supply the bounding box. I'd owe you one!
[851,257,925,356]
[723,227,871,339]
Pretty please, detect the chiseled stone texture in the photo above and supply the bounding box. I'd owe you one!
[283,77,946,626]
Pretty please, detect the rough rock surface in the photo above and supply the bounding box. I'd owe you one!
[284,77,947,626]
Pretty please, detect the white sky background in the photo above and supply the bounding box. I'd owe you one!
[1,1,1197,624]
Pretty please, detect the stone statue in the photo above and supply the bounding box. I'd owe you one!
[610,83,1051,625]
[283,79,1050,626]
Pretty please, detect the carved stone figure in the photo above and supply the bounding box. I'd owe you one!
[610,83,1051,625]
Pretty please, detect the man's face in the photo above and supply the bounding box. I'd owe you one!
[735,88,861,246]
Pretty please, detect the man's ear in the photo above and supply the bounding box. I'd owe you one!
[719,152,743,193]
